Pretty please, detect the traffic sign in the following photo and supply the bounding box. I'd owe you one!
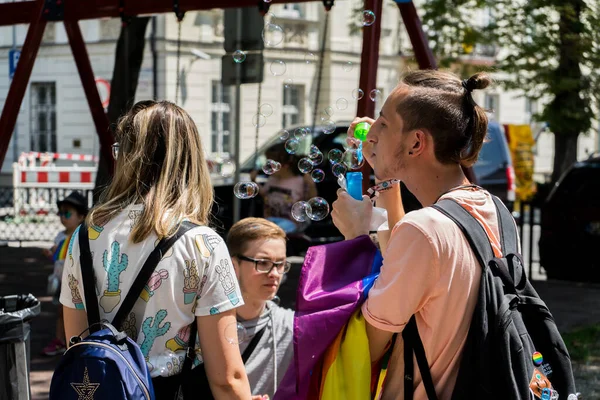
[224,8,265,53]
[9,49,20,80]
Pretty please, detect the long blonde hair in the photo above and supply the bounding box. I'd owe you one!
[88,100,214,243]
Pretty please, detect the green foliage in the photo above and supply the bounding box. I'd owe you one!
[562,324,600,364]
[421,0,599,180]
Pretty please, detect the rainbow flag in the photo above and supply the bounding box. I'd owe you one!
[52,236,70,262]
[274,235,383,400]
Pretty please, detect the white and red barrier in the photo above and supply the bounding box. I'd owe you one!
[12,152,97,216]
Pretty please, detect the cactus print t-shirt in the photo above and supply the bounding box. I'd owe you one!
[59,204,244,378]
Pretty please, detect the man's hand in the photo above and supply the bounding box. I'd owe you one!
[347,117,376,169]
[331,189,373,240]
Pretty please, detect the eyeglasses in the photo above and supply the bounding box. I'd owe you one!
[58,210,73,219]
[236,255,291,274]
[111,142,119,160]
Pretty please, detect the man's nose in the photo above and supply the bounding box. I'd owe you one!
[367,123,379,143]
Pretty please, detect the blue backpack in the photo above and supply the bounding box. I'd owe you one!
[50,222,196,400]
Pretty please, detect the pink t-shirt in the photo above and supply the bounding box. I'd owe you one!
[362,188,504,400]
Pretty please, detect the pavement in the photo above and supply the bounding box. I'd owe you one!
[1,245,599,399]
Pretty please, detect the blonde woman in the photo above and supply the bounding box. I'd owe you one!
[60,100,252,399]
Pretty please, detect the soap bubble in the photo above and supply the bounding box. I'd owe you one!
[298,157,314,174]
[260,103,273,117]
[262,23,284,47]
[262,159,279,175]
[309,145,321,159]
[328,149,343,164]
[306,197,330,221]
[233,50,246,63]
[285,138,299,154]
[369,89,382,103]
[294,127,308,139]
[291,201,309,222]
[324,107,334,117]
[252,113,266,128]
[279,129,290,141]
[270,60,287,76]
[304,52,316,64]
[331,162,347,177]
[224,322,247,344]
[323,120,336,134]
[220,159,235,177]
[362,10,376,26]
[311,169,325,183]
[234,182,259,199]
[310,152,324,166]
[352,88,364,100]
[345,137,362,150]
[343,61,353,72]
[284,78,294,88]
[336,98,348,110]
[343,147,365,170]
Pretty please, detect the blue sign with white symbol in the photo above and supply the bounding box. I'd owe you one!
[9,49,20,80]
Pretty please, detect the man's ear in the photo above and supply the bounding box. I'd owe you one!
[232,257,241,279]
[410,130,428,156]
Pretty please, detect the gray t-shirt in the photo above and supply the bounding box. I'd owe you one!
[238,301,294,398]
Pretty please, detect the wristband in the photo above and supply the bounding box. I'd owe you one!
[367,179,400,198]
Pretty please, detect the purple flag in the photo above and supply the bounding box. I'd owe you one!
[274,235,382,400]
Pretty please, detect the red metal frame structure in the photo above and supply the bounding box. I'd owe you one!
[0,0,436,182]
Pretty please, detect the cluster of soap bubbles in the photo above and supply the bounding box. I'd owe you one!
[231,8,378,224]
[291,197,330,222]
[251,103,274,129]
[262,159,282,175]
[233,181,260,199]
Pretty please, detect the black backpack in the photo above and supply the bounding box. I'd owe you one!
[401,196,577,400]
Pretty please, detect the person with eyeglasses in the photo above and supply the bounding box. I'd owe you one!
[42,191,88,356]
[226,218,295,400]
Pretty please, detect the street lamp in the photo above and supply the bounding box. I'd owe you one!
[191,49,211,60]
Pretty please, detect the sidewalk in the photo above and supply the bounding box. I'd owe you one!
[1,245,599,398]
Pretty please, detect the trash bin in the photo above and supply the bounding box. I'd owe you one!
[0,294,41,400]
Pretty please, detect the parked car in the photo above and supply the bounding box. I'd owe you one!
[539,155,600,282]
[212,121,515,254]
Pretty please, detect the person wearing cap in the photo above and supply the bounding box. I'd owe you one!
[41,191,88,356]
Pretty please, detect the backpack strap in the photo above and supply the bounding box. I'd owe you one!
[491,196,519,256]
[401,199,496,400]
[432,199,496,269]
[403,316,438,400]
[112,221,198,330]
[79,223,101,330]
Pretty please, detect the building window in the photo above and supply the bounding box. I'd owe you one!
[282,84,304,127]
[211,81,232,154]
[484,93,500,121]
[30,82,57,153]
[525,97,538,122]
[280,4,303,18]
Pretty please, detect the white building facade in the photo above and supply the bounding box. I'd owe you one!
[0,0,596,185]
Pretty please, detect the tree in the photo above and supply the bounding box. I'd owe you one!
[94,17,150,201]
[421,0,599,183]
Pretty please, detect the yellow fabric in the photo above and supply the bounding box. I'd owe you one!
[507,124,536,201]
[321,310,372,400]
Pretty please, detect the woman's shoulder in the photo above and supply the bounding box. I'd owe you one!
[180,224,227,257]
